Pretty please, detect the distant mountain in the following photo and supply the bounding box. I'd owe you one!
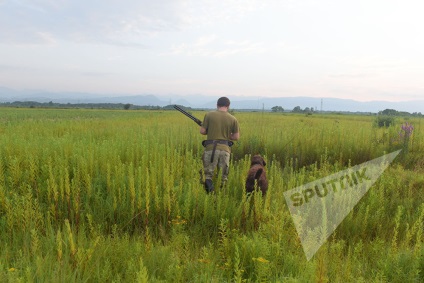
[89,95,166,106]
[0,88,168,106]
[0,86,423,113]
[230,97,424,113]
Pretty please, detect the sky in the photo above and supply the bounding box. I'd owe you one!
[0,0,423,102]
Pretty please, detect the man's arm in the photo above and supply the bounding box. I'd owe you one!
[200,127,207,135]
[200,114,208,135]
[230,119,240,140]
[230,132,240,141]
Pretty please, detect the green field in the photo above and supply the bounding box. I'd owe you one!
[0,108,423,282]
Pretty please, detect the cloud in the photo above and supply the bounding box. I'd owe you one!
[80,71,115,77]
[0,0,266,46]
[35,32,57,45]
[0,64,24,72]
[328,73,375,79]
[195,35,218,47]
[0,0,184,45]
[215,41,266,57]
[179,0,265,27]
[165,37,265,57]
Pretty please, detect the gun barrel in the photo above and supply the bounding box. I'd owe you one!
[173,105,203,126]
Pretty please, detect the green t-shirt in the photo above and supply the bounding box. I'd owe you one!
[202,110,240,152]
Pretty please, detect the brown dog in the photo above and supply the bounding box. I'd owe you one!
[245,155,268,196]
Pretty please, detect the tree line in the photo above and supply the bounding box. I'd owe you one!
[1,101,422,116]
[0,101,161,110]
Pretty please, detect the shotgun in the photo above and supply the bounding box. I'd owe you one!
[173,105,203,126]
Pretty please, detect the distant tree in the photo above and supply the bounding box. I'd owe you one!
[379,108,413,117]
[124,103,132,110]
[271,106,284,112]
[374,115,396,128]
[292,106,302,113]
[379,109,398,116]
[164,104,182,110]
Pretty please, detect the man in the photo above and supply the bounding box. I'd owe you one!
[200,97,240,193]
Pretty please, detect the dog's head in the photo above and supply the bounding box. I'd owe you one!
[250,154,266,167]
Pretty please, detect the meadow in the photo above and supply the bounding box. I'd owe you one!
[0,107,422,282]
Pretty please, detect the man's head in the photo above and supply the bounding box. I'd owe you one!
[217,97,230,108]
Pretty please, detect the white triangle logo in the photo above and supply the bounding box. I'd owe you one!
[283,150,401,261]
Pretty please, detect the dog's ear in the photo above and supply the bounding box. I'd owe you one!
[262,159,266,166]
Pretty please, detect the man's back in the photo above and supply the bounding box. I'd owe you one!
[203,110,238,141]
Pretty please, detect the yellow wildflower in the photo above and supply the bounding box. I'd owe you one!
[198,259,210,264]
[253,257,269,263]
[171,215,187,225]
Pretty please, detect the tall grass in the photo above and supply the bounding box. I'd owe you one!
[0,108,422,282]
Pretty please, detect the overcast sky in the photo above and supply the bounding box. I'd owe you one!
[1,0,423,102]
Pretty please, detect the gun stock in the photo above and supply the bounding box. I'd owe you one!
[173,105,203,126]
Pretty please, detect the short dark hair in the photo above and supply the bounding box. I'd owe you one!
[217,97,230,107]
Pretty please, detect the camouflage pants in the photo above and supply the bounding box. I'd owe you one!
[202,149,231,182]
